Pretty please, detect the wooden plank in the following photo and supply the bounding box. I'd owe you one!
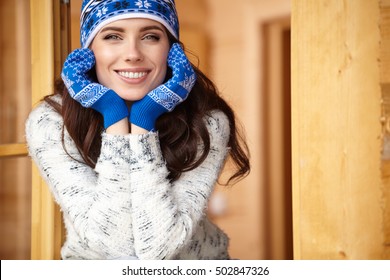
[0,143,28,157]
[291,0,385,259]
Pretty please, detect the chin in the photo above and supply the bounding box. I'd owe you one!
[118,92,148,102]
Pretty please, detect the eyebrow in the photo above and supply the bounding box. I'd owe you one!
[100,26,125,33]
[141,25,165,32]
[99,25,165,34]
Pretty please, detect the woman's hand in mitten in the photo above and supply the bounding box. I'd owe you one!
[61,48,129,129]
[130,43,197,131]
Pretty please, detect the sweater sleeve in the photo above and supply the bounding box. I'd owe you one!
[129,110,230,259]
[25,101,134,258]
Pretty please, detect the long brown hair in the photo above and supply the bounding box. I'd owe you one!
[45,42,250,185]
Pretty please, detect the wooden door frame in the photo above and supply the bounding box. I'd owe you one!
[262,17,293,260]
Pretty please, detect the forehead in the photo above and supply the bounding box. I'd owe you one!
[100,18,165,30]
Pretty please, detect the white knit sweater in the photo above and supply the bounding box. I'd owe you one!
[25,97,231,260]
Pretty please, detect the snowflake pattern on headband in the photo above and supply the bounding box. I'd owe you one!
[96,7,108,18]
[135,0,152,9]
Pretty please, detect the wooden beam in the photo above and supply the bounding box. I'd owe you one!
[0,144,28,157]
[292,0,386,259]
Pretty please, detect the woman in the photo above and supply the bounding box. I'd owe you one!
[26,0,250,260]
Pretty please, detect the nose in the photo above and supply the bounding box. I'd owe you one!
[123,40,144,62]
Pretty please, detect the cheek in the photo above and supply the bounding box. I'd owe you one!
[92,49,114,83]
[157,64,168,84]
[155,52,169,84]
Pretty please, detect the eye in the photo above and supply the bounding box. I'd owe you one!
[103,34,122,40]
[142,34,160,41]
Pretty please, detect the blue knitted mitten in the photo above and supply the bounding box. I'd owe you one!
[130,43,197,131]
[61,48,129,129]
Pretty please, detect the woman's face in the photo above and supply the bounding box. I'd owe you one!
[90,18,170,101]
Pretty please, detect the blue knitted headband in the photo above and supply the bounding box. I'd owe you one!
[80,0,179,48]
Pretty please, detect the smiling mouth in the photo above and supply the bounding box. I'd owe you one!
[117,71,148,79]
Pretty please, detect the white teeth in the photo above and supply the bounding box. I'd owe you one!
[118,71,147,79]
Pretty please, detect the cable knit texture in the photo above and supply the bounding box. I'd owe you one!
[25,96,231,260]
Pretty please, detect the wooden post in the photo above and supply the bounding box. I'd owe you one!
[291,0,389,259]
[30,0,63,260]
